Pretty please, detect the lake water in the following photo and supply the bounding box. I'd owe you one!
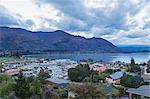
[25,53,150,63]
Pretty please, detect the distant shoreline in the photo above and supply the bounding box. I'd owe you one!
[1,50,150,55]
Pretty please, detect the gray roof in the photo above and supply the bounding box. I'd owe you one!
[46,77,69,84]
[142,74,150,82]
[126,85,150,97]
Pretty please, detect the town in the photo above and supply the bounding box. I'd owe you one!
[0,56,150,99]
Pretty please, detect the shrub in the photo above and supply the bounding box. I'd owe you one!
[120,74,144,88]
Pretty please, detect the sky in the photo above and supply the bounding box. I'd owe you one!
[0,0,150,45]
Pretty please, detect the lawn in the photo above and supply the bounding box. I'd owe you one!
[0,57,24,62]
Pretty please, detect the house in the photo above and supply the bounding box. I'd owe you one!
[89,63,106,72]
[141,66,150,83]
[95,66,106,72]
[126,85,150,99]
[142,74,150,83]
[4,69,19,76]
[106,71,124,83]
[46,77,69,88]
[22,70,34,77]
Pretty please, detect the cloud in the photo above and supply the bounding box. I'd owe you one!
[0,5,19,26]
[0,0,150,45]
[0,5,35,30]
[25,19,34,26]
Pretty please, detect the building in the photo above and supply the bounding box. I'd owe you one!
[89,63,106,72]
[46,77,69,88]
[4,69,19,76]
[106,71,124,83]
[126,85,150,99]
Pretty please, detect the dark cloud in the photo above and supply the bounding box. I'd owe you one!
[0,5,35,30]
[0,5,19,26]
[37,0,142,34]
[41,0,89,21]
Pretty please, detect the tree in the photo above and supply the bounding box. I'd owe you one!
[147,60,150,73]
[68,68,80,82]
[70,82,106,99]
[83,77,91,82]
[37,70,51,84]
[129,58,141,73]
[120,74,144,88]
[14,71,32,98]
[90,71,99,83]
[30,78,43,98]
[27,76,34,83]
[99,73,107,83]
[0,74,15,98]
[104,69,115,75]
[131,58,135,65]
[68,64,90,82]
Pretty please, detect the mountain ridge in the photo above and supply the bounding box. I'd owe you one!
[0,26,121,53]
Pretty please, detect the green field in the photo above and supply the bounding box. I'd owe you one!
[0,57,24,62]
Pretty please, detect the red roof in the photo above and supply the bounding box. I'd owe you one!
[5,69,19,75]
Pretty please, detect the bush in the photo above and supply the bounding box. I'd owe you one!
[0,81,15,98]
[70,82,106,99]
[113,85,126,94]
[120,74,144,88]
[99,73,107,83]
[112,88,120,98]
[58,89,68,98]
[0,73,15,98]
[0,73,12,83]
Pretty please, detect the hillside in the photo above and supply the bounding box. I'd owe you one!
[0,27,121,53]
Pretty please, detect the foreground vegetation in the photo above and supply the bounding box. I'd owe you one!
[0,70,51,99]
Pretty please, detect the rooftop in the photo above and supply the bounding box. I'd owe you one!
[126,85,150,97]
[46,77,69,85]
[110,71,124,80]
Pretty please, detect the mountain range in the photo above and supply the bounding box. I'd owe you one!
[118,45,150,52]
[0,27,121,53]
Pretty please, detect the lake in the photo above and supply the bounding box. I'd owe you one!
[24,52,150,63]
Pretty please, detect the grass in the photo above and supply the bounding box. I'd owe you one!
[0,57,24,62]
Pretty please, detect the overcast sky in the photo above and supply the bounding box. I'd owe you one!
[0,0,150,45]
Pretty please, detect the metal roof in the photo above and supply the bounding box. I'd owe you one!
[46,77,69,84]
[110,71,124,80]
[126,85,150,97]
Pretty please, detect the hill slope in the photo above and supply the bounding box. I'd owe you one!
[0,27,121,53]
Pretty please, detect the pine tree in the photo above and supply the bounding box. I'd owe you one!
[129,58,140,73]
[37,69,50,84]
[30,78,42,98]
[131,58,135,66]
[14,71,31,98]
